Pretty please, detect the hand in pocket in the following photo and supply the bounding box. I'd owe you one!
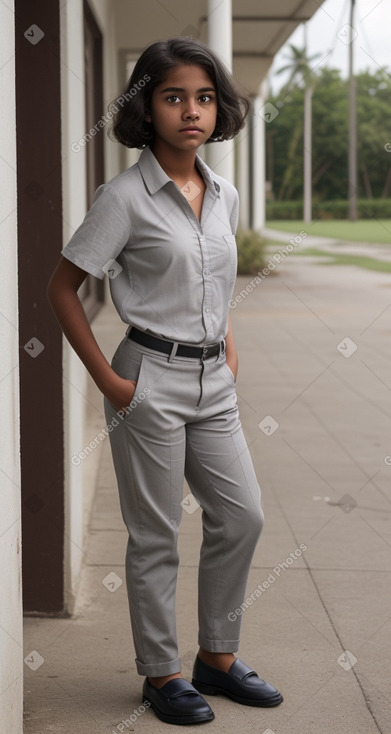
[104,374,137,413]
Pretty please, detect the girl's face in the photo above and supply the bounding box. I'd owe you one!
[145,64,218,153]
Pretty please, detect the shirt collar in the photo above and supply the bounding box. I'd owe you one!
[137,145,220,197]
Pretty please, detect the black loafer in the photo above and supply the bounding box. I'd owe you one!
[192,656,283,707]
[142,676,215,725]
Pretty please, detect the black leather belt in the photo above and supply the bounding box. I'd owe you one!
[128,326,224,360]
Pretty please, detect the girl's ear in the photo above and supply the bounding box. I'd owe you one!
[144,108,151,123]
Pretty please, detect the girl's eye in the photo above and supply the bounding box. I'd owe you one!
[165,94,215,104]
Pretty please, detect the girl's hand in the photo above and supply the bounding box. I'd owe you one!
[104,374,137,413]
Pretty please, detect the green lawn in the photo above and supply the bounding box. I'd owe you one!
[266,219,391,245]
[295,248,391,273]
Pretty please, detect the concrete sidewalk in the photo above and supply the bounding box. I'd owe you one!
[261,225,391,262]
[24,254,391,733]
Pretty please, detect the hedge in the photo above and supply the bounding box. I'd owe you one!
[266,199,391,220]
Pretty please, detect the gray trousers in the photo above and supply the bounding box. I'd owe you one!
[103,332,264,677]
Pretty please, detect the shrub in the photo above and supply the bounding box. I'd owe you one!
[266,198,391,220]
[266,201,303,220]
[236,229,266,275]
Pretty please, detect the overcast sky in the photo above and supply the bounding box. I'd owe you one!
[269,0,390,92]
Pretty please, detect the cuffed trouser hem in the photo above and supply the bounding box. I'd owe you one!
[198,634,240,653]
[135,656,182,677]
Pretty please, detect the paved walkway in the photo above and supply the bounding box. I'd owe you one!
[24,253,391,733]
[262,225,391,262]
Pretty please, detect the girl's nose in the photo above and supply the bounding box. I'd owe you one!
[183,102,199,119]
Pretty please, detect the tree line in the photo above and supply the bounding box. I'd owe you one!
[267,67,391,202]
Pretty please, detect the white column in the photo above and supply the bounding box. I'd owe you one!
[0,1,23,730]
[236,117,250,230]
[207,0,234,183]
[60,0,89,611]
[251,91,266,231]
[123,59,141,171]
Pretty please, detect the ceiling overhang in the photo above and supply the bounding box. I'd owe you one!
[113,0,325,94]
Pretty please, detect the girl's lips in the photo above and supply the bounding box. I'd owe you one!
[179,128,203,133]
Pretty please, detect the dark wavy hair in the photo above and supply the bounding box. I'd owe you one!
[107,37,250,149]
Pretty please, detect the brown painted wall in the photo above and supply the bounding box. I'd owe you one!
[15,0,65,614]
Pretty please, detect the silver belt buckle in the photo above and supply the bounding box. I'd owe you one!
[201,344,216,361]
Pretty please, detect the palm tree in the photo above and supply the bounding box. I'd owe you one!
[277,33,321,223]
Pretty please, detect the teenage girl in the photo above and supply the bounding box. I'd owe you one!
[47,36,283,726]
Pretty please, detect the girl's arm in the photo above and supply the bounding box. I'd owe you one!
[47,257,136,412]
[225,313,238,381]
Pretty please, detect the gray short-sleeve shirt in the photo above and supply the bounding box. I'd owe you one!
[61,146,239,345]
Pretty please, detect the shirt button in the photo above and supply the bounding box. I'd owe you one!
[205,307,211,313]
[199,235,205,242]
[204,269,210,276]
